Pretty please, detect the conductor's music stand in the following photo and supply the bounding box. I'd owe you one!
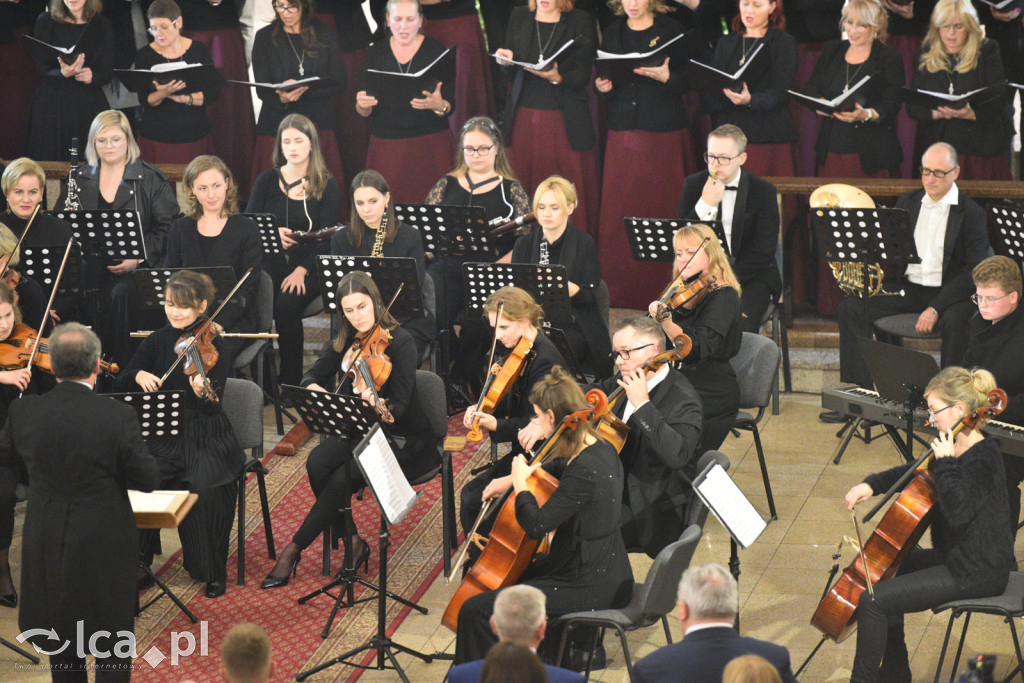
[281,386,429,639]
[240,213,283,257]
[295,424,431,683]
[988,204,1024,267]
[132,267,238,311]
[624,217,728,263]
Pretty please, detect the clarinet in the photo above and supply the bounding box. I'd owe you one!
[63,137,83,211]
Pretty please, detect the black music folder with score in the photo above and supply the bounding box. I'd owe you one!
[596,33,689,85]
[492,40,576,72]
[900,85,1000,110]
[688,42,763,93]
[364,47,456,107]
[788,75,874,115]
[116,62,226,94]
[24,19,100,60]
[229,75,342,92]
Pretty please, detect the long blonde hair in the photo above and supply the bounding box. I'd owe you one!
[842,0,888,45]
[919,0,984,73]
[672,224,742,296]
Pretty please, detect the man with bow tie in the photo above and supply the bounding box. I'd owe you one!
[678,124,783,333]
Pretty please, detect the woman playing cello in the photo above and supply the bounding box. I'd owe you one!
[453,366,633,665]
[843,366,1014,682]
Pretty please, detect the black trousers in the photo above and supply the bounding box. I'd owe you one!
[50,639,133,683]
[740,280,775,334]
[293,437,362,550]
[269,265,321,387]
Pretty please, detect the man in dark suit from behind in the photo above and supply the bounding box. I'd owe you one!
[678,123,783,333]
[0,323,160,682]
[448,584,584,683]
[632,564,797,683]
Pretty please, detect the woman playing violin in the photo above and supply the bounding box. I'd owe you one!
[116,270,245,599]
[261,271,435,589]
[459,286,563,538]
[843,366,1014,682]
[0,224,47,336]
[453,366,634,665]
[649,223,741,454]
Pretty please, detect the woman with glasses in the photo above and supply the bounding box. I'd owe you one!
[594,0,694,311]
[356,0,455,204]
[843,365,1014,682]
[251,0,348,203]
[648,223,741,454]
[907,0,1013,180]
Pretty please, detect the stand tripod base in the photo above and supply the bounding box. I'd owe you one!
[295,635,432,682]
[137,561,198,624]
[0,637,40,664]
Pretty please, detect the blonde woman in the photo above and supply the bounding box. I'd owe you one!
[907,0,1012,179]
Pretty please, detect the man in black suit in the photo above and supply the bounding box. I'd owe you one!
[678,123,782,333]
[0,323,159,682]
[632,564,797,683]
[593,316,703,558]
[821,142,991,422]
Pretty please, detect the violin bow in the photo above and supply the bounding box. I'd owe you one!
[0,205,40,281]
[159,267,254,384]
[20,237,75,395]
[335,282,403,396]
[653,236,711,320]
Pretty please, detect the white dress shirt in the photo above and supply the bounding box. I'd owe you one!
[905,183,958,288]
[694,170,742,247]
[621,364,670,424]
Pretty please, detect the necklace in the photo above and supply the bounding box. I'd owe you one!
[739,36,760,66]
[945,70,956,96]
[395,55,412,74]
[284,33,306,77]
[535,20,557,62]
[844,60,866,93]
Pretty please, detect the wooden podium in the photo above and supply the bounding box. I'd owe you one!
[130,490,197,529]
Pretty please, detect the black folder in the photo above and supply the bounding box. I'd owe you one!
[24,19,100,61]
[788,75,876,115]
[116,62,226,93]
[363,47,457,107]
[493,39,576,72]
[596,33,691,85]
[688,43,764,94]
[900,85,1001,110]
[976,0,1023,10]
[229,75,342,92]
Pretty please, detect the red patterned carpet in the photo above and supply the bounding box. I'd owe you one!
[131,418,485,681]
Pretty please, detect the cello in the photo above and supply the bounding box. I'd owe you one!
[810,387,1008,643]
[442,388,611,631]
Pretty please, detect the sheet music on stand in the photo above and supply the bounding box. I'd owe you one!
[692,460,766,549]
[625,217,728,262]
[21,244,86,299]
[352,424,421,526]
[315,255,424,319]
[54,209,147,261]
[462,262,573,327]
[279,385,382,443]
[102,391,187,438]
[132,267,238,310]
[395,203,492,259]
[240,213,282,256]
[988,204,1024,264]
[811,206,918,266]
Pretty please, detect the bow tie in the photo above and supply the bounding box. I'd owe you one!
[724,186,737,192]
[922,197,945,209]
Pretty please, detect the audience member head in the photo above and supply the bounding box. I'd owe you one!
[611,316,667,376]
[532,175,577,234]
[672,223,741,295]
[330,271,396,352]
[919,142,959,202]
[924,366,998,431]
[220,623,274,683]
[491,585,547,648]
[480,642,550,683]
[841,0,888,46]
[731,0,785,35]
[49,323,102,381]
[51,0,102,23]
[723,654,784,683]
[677,564,738,631]
[182,155,239,220]
[349,169,396,248]
[920,0,984,73]
[2,158,46,220]
[452,116,517,181]
[972,256,1021,323]
[86,110,141,168]
[529,365,596,460]
[705,125,748,184]
[274,113,331,199]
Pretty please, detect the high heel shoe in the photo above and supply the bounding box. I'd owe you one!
[260,552,301,589]
[351,537,371,574]
[0,587,17,608]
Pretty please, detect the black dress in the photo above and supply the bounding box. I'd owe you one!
[25,13,114,162]
[134,40,220,144]
[454,439,635,664]
[116,321,245,583]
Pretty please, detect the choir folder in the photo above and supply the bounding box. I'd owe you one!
[116,62,226,93]
[364,47,457,107]
[596,33,689,85]
[900,85,1000,110]
[788,75,873,115]
[688,43,764,93]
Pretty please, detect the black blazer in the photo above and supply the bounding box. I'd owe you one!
[501,7,597,151]
[678,168,782,295]
[803,39,905,175]
[632,626,798,683]
[892,187,991,314]
[963,305,1024,426]
[0,382,159,643]
[595,368,702,557]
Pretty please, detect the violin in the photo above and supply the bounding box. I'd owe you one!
[0,323,119,376]
[467,335,534,442]
[341,324,394,423]
[811,388,1008,643]
[174,320,222,403]
[653,272,719,322]
[443,388,612,631]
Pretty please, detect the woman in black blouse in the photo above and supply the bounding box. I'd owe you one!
[907,0,1012,180]
[165,155,262,371]
[649,223,741,454]
[512,175,612,379]
[885,0,937,178]
[132,0,220,164]
[356,0,455,204]
[251,0,349,194]
[595,0,693,310]
[704,0,797,177]
[25,0,114,162]
[247,114,342,387]
[261,271,435,588]
[330,169,434,359]
[496,0,599,234]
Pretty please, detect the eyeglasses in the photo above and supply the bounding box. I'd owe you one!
[609,343,653,361]
[147,23,178,35]
[920,166,957,178]
[971,292,1012,307]
[95,136,126,148]
[940,23,965,32]
[703,152,741,166]
[273,3,300,13]
[463,144,495,157]
[927,404,954,423]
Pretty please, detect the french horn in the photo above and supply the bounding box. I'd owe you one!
[810,183,893,298]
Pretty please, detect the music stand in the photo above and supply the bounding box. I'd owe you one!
[624,217,728,263]
[280,385,429,639]
[988,204,1024,266]
[296,424,430,682]
[131,267,239,311]
[21,243,86,302]
[54,209,147,262]
[240,212,283,257]
[315,255,424,320]
[462,262,573,327]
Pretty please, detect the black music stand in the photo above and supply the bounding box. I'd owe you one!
[54,209,147,263]
[281,386,428,639]
[103,390,199,623]
[21,243,86,305]
[240,212,283,257]
[295,424,431,682]
[396,202,491,408]
[132,267,238,311]
[315,255,424,320]
[624,217,728,263]
[988,204,1024,267]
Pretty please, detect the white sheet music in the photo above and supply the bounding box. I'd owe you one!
[129,490,189,514]
[355,426,420,526]
[695,464,766,549]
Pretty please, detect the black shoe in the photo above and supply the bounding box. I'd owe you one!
[334,537,372,578]
[819,410,847,424]
[565,644,606,672]
[0,588,16,608]
[204,580,226,599]
[137,566,155,591]
[260,552,301,589]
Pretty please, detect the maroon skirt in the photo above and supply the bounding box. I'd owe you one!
[336,48,371,188]
[190,28,256,195]
[957,153,1013,181]
[892,34,923,179]
[598,129,692,309]
[251,130,350,222]
[421,14,496,135]
[138,135,214,165]
[365,129,454,204]
[793,42,826,177]
[0,28,39,160]
[506,107,600,236]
